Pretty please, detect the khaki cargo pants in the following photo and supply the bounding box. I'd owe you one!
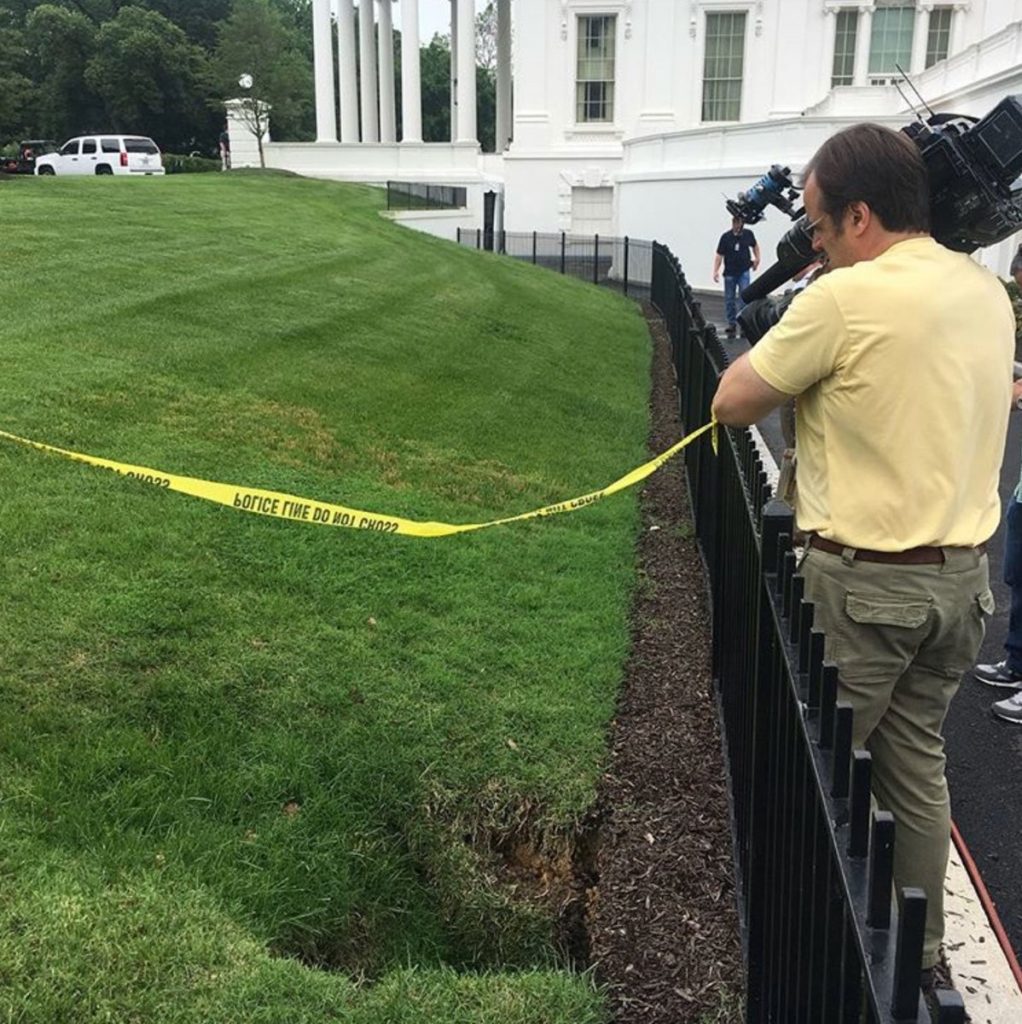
[800,545,993,967]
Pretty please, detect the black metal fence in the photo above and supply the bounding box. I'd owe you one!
[387,181,467,211]
[650,241,965,1023]
[456,228,652,300]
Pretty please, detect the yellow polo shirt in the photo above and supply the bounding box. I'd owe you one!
[749,236,1014,550]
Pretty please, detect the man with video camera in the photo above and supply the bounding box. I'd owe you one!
[712,123,1015,990]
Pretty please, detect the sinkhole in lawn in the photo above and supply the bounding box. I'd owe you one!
[267,810,605,981]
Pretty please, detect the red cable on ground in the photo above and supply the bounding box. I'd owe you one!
[950,819,1022,993]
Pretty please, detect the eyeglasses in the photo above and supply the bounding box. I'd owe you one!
[805,216,825,238]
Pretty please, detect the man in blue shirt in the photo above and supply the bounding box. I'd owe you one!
[713,216,760,335]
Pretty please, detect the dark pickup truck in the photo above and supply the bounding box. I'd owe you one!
[1,140,58,175]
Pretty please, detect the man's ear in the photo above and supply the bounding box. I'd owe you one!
[847,200,871,236]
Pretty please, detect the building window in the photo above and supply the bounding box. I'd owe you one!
[868,2,915,78]
[576,15,616,123]
[832,9,858,87]
[702,11,746,122]
[925,6,953,67]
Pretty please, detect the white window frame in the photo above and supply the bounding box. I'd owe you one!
[867,1,916,83]
[831,8,859,87]
[698,4,752,124]
[925,5,954,68]
[575,13,618,124]
[565,1,627,135]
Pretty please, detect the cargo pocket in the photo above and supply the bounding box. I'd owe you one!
[845,593,932,629]
[976,589,996,617]
[826,592,933,681]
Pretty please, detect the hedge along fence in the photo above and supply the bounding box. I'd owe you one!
[163,154,221,174]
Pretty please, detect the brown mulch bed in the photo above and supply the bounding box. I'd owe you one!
[584,306,745,1022]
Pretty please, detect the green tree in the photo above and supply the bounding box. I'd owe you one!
[419,33,495,152]
[419,34,450,145]
[476,0,496,72]
[0,11,36,143]
[210,0,313,164]
[25,3,102,139]
[144,0,233,50]
[84,5,211,150]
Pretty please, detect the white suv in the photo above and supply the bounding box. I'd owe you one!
[35,135,165,176]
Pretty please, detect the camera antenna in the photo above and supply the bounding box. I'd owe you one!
[894,63,935,121]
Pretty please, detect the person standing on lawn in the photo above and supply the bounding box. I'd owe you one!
[712,215,760,335]
[711,122,1014,997]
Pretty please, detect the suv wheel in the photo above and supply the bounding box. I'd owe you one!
[96,165,113,175]
[37,165,55,175]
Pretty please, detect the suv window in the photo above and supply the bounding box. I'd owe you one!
[101,138,120,153]
[60,139,80,156]
[124,138,159,154]
[81,139,96,154]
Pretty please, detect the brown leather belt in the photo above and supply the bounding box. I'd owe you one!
[807,534,985,565]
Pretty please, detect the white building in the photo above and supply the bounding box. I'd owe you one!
[230,1,1022,288]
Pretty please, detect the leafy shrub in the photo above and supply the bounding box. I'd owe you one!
[163,153,220,174]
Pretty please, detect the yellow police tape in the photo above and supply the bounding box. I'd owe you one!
[0,421,717,538]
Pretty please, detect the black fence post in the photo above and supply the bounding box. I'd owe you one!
[532,230,537,264]
[935,991,968,1023]
[456,227,461,245]
[891,888,927,1019]
[848,750,872,858]
[560,231,566,275]
[593,234,600,285]
[832,704,853,798]
[623,236,630,296]
[476,228,481,250]
[867,811,895,929]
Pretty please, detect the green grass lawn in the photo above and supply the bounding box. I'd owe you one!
[0,173,652,1022]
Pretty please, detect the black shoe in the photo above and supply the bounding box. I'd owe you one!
[725,324,736,336]
[973,659,1022,689]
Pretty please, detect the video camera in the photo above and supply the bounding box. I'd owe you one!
[733,95,1022,341]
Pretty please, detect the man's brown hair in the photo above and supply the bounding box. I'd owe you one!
[803,123,930,233]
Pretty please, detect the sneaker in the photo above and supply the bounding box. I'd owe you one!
[725,324,736,336]
[973,659,1022,688]
[992,691,1022,723]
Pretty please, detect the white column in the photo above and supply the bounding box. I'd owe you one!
[312,0,337,141]
[852,6,874,86]
[495,0,512,152]
[377,1,396,142]
[950,3,968,56]
[910,5,931,75]
[337,0,359,141]
[821,8,838,91]
[449,0,458,142]
[456,0,477,143]
[359,0,379,142]
[400,0,422,142]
